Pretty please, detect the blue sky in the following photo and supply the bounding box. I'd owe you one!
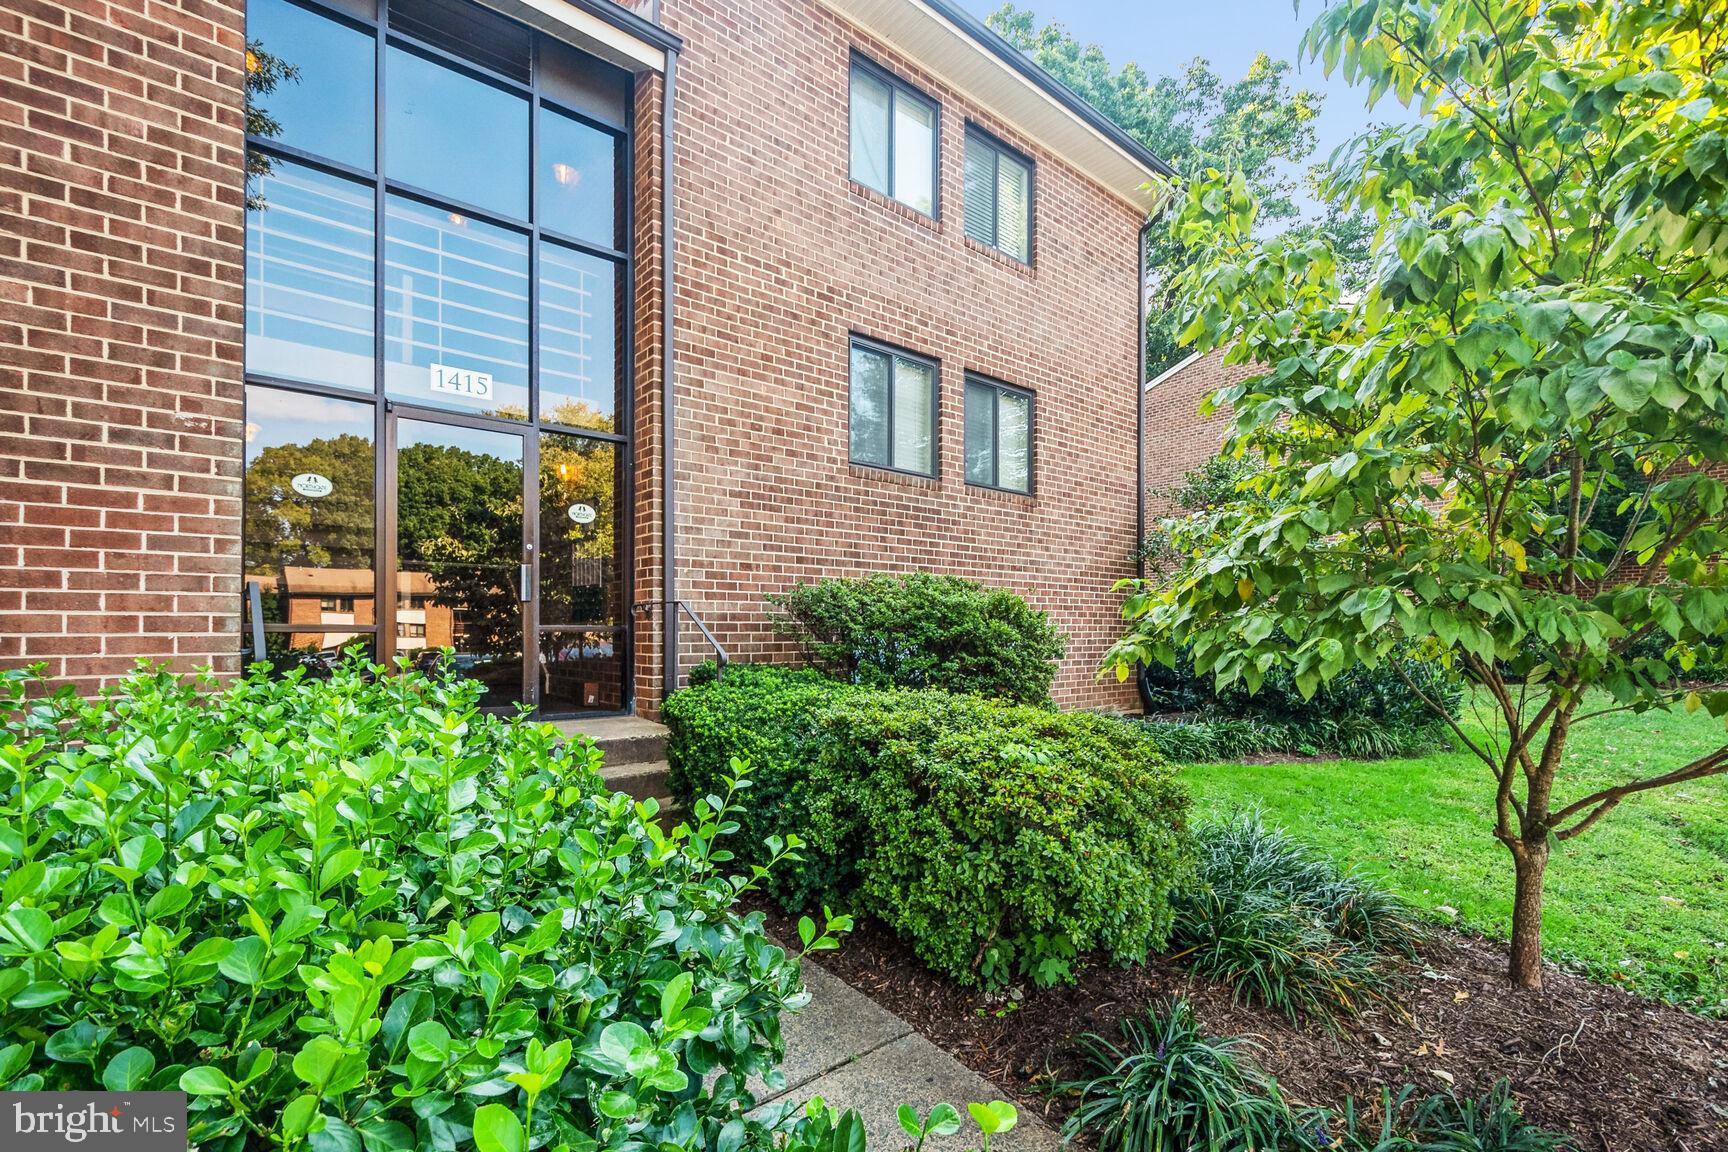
[958,0,1414,214]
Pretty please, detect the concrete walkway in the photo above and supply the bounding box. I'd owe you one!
[751,961,1062,1152]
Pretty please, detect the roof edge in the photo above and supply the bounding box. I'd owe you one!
[916,0,1175,180]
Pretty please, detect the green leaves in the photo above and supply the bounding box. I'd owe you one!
[0,658,817,1152]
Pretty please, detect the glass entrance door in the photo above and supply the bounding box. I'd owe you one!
[391,414,529,709]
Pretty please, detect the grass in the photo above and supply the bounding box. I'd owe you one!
[1179,690,1728,1013]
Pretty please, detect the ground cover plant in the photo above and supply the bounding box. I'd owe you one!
[1180,692,1728,1013]
[766,571,1066,704]
[0,658,847,1152]
[1171,813,1420,1022]
[664,665,1192,989]
[1110,0,1728,991]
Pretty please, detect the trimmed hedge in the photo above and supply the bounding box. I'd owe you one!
[765,571,1066,704]
[664,665,1193,988]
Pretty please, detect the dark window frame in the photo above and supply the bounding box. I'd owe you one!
[848,52,941,219]
[242,0,636,712]
[963,122,1035,264]
[847,334,941,479]
[963,371,1035,495]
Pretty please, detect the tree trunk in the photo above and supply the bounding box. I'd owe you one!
[1507,838,1549,990]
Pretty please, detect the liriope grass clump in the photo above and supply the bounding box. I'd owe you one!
[1171,812,1419,1022]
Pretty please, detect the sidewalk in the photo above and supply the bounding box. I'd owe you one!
[751,961,1062,1152]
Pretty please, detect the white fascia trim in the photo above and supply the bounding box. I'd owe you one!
[491,0,667,71]
[1143,351,1201,392]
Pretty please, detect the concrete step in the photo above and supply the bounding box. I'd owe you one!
[553,714,669,766]
[600,757,671,803]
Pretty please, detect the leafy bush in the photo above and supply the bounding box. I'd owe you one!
[1133,713,1449,762]
[1298,1081,1574,1151]
[1060,999,1294,1152]
[665,668,1193,988]
[766,571,1066,704]
[1139,645,1461,759]
[1171,813,1419,1022]
[0,658,846,1152]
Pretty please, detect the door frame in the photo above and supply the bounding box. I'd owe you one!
[383,402,539,708]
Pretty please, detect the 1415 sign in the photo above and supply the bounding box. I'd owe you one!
[429,363,494,400]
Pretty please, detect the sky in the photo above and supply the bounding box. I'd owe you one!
[957,0,1418,216]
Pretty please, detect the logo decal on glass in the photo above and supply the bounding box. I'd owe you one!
[430,363,495,400]
[567,503,597,525]
[290,473,334,498]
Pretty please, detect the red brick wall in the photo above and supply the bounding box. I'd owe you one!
[649,0,1148,711]
[1141,349,1254,518]
[0,0,248,692]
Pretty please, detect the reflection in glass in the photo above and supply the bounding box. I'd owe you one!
[262,632,375,679]
[246,160,375,391]
[538,630,622,712]
[539,244,619,430]
[242,384,376,631]
[384,197,530,417]
[891,357,933,475]
[849,344,889,466]
[246,0,376,168]
[539,432,618,626]
[964,379,994,486]
[849,67,890,195]
[538,107,617,247]
[999,388,1031,492]
[385,45,529,219]
[396,419,524,708]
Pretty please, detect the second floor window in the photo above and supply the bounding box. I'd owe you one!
[849,56,937,216]
[850,337,936,476]
[963,126,1033,263]
[964,375,1032,493]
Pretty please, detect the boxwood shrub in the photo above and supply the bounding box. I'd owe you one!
[0,658,844,1152]
[765,571,1066,704]
[664,666,1193,988]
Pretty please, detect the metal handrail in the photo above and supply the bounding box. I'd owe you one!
[633,599,728,687]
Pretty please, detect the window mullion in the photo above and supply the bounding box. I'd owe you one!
[885,352,897,470]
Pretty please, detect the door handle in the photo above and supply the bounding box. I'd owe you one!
[519,563,532,603]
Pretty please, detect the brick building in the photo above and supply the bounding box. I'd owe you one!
[1140,349,1255,515]
[2,0,1170,715]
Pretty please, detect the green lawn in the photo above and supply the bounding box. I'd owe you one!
[1179,693,1728,1013]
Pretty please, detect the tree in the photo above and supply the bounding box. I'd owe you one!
[243,41,298,209]
[1105,0,1728,990]
[988,6,1363,373]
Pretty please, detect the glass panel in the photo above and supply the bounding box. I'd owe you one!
[539,244,619,431]
[388,0,530,83]
[246,159,375,391]
[998,152,1032,262]
[849,67,890,195]
[261,632,375,678]
[396,419,524,709]
[539,432,619,626]
[242,384,377,628]
[999,389,1031,492]
[964,379,995,486]
[384,196,530,418]
[246,0,375,168]
[892,357,934,475]
[848,344,889,466]
[537,629,623,713]
[385,45,529,219]
[963,134,994,246]
[539,106,617,247]
[892,93,935,214]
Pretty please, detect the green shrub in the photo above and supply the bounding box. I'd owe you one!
[0,658,846,1152]
[664,671,1192,988]
[1060,999,1295,1152]
[1133,713,1452,763]
[662,665,861,909]
[1139,645,1461,758]
[766,571,1066,704]
[1172,813,1418,1022]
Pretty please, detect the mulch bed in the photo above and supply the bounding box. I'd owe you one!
[749,900,1728,1152]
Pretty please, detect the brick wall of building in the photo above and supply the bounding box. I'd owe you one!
[0,0,248,692]
[649,0,1149,712]
[1141,349,1254,518]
